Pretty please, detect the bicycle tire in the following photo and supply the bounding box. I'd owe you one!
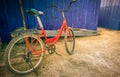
[5,33,44,75]
[65,28,75,55]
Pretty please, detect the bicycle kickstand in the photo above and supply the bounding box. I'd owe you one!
[55,50,62,56]
[27,60,39,75]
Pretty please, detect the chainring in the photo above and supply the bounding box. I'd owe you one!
[48,44,56,54]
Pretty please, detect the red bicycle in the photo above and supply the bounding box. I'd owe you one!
[5,0,76,75]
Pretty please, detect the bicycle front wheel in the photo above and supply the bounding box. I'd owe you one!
[65,29,75,55]
[5,33,44,75]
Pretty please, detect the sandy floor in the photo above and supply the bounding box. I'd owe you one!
[0,28,120,77]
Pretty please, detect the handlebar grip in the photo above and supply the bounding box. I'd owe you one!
[71,0,77,3]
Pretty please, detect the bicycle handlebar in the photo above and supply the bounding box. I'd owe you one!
[26,0,77,16]
[48,0,77,12]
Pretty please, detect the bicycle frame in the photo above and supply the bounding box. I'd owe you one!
[25,16,70,55]
[39,18,69,45]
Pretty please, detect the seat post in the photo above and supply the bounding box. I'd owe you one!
[62,11,65,18]
[36,16,43,29]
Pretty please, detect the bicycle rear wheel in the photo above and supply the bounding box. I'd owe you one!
[65,29,75,55]
[5,33,44,75]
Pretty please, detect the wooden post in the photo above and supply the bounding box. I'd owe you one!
[19,0,26,30]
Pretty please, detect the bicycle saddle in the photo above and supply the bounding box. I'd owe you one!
[26,8,44,16]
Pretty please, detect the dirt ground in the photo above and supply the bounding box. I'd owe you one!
[0,28,120,77]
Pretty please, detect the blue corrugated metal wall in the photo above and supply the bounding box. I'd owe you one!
[98,0,120,30]
[0,0,101,42]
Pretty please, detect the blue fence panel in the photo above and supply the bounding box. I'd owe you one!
[98,0,120,30]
